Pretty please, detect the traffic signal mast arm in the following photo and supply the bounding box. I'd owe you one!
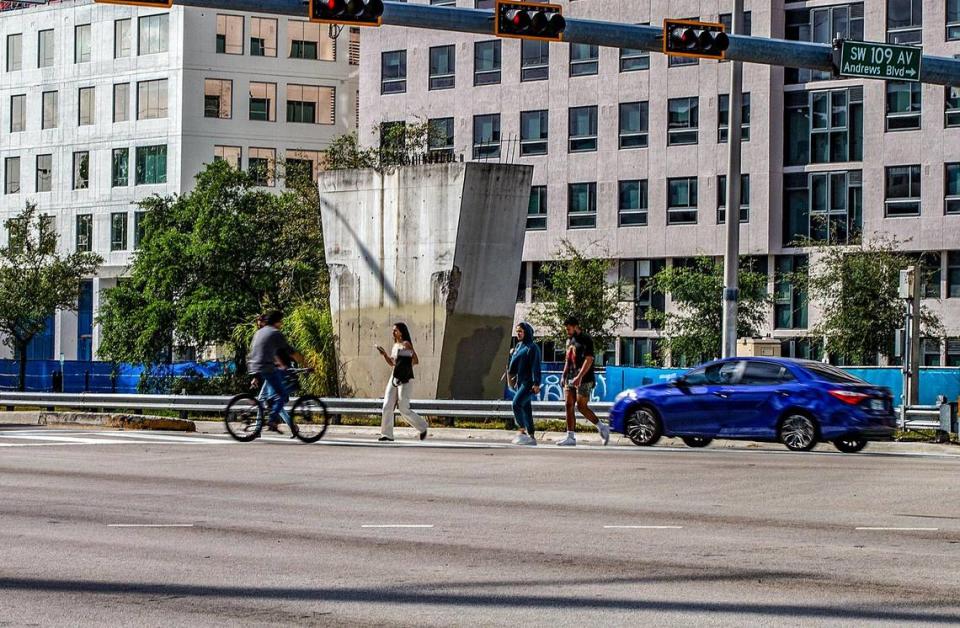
[165,0,960,87]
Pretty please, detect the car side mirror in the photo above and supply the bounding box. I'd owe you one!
[672,376,687,387]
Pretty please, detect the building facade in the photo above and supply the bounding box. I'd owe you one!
[0,0,358,361]
[360,0,960,366]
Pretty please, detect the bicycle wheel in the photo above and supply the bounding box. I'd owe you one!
[290,396,330,443]
[224,394,263,442]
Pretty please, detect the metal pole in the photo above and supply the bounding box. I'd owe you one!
[720,0,744,359]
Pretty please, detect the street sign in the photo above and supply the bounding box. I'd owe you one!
[839,40,921,82]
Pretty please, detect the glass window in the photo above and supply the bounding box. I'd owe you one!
[786,4,864,83]
[473,113,500,159]
[568,106,598,152]
[618,102,648,149]
[250,17,277,57]
[775,255,809,330]
[110,213,128,252]
[10,94,24,132]
[115,19,131,58]
[668,97,698,145]
[527,186,547,231]
[620,39,649,72]
[568,182,597,229]
[72,151,89,190]
[429,45,455,90]
[75,24,91,63]
[619,259,665,330]
[248,147,275,186]
[947,85,960,127]
[204,79,232,119]
[474,40,501,85]
[288,21,333,60]
[885,165,921,217]
[78,87,95,126]
[475,0,495,8]
[41,91,57,129]
[216,14,244,55]
[719,11,753,35]
[886,81,921,131]
[520,110,548,156]
[887,0,922,44]
[950,0,960,40]
[428,117,454,158]
[786,87,863,165]
[112,148,129,187]
[138,14,169,55]
[569,44,598,76]
[741,361,794,385]
[619,180,648,227]
[619,337,660,366]
[134,211,147,249]
[521,40,549,81]
[36,154,52,192]
[137,79,168,120]
[38,29,54,68]
[949,251,960,298]
[784,170,862,245]
[667,177,698,224]
[287,84,335,124]
[214,145,242,169]
[718,93,751,142]
[381,50,406,94]
[285,149,325,183]
[717,174,750,224]
[113,83,130,123]
[76,215,92,252]
[4,157,20,194]
[6,34,21,71]
[249,82,277,121]
[947,163,960,215]
[135,145,168,185]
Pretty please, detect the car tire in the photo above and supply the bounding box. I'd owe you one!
[832,438,867,453]
[778,412,819,452]
[624,405,662,447]
[681,436,712,448]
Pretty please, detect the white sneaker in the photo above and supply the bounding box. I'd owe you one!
[598,421,611,446]
[556,434,577,447]
[511,433,525,445]
[520,434,537,446]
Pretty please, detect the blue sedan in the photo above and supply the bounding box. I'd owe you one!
[609,357,896,453]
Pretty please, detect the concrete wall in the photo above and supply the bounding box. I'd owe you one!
[319,162,532,399]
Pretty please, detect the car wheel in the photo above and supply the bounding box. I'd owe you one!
[681,436,712,448]
[779,412,819,452]
[624,406,662,447]
[832,438,867,453]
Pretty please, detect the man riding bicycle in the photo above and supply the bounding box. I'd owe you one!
[248,311,305,433]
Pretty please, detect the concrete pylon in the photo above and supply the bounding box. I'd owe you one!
[318,162,532,400]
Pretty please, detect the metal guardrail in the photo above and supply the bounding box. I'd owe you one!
[899,403,955,433]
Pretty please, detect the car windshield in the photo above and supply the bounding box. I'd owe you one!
[802,363,864,384]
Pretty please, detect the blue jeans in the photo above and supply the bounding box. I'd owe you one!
[259,370,292,428]
[512,383,536,437]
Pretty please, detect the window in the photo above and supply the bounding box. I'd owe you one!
[667,177,698,225]
[950,0,960,40]
[783,171,863,245]
[138,14,169,55]
[75,24,91,63]
[886,81,921,131]
[113,83,130,123]
[248,148,275,186]
[250,17,277,56]
[786,4,864,83]
[567,182,596,229]
[381,50,407,94]
[134,211,147,249]
[717,174,750,224]
[38,29,54,68]
[204,79,232,119]
[619,180,648,227]
[112,148,129,187]
[569,44,598,76]
[216,14,243,55]
[41,91,57,129]
[288,21,334,60]
[73,152,89,190]
[475,0,495,7]
[110,213,128,252]
[719,12,752,36]
[775,255,808,329]
[668,97,698,145]
[620,46,648,72]
[137,79,168,120]
[742,362,794,386]
[135,145,167,185]
[784,87,864,166]
[4,158,20,194]
[885,165,921,217]
[947,163,960,215]
[887,0,922,44]
[431,0,456,4]
[287,85,335,124]
[114,19,131,58]
[517,262,528,303]
[620,337,660,366]
[36,155,52,193]
[6,34,21,71]
[473,113,500,159]
[348,27,360,65]
[428,117,454,158]
[921,338,941,366]
[10,95,24,132]
[285,149,325,183]
[718,93,751,142]
[527,186,547,230]
[249,82,277,121]
[568,106,597,152]
[618,102,648,149]
[949,252,960,298]
[474,40,501,85]
[521,40,549,81]
[520,110,548,156]
[619,259,666,330]
[919,252,942,298]
[76,215,92,252]
[948,84,960,127]
[213,145,242,169]
[429,45,455,90]
[78,87,95,126]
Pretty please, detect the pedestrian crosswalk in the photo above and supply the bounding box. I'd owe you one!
[0,429,233,447]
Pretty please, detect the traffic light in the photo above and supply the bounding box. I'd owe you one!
[309,0,384,27]
[663,19,729,60]
[94,0,173,6]
[495,0,565,42]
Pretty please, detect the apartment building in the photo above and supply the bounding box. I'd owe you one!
[361,0,960,367]
[0,0,359,361]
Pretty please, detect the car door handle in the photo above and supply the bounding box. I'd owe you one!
[776,390,791,397]
[712,391,729,399]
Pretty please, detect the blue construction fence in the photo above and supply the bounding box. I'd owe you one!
[0,360,229,394]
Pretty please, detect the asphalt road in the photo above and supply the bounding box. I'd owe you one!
[1,426,959,626]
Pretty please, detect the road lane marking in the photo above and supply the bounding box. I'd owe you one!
[855,527,939,531]
[107,524,194,528]
[361,524,434,528]
[604,525,684,530]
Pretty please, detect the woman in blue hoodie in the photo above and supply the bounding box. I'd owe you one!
[508,322,542,446]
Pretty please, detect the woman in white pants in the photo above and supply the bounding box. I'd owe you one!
[376,322,428,442]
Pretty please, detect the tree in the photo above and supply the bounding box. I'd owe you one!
[326,119,447,172]
[648,257,771,366]
[530,240,626,352]
[0,203,102,390]
[798,234,942,365]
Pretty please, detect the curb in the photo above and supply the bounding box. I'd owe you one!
[39,412,196,432]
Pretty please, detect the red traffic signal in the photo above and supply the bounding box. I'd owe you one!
[663,19,728,60]
[310,0,384,27]
[94,0,173,7]
[495,0,565,42]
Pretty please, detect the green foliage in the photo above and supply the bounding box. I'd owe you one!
[649,257,771,365]
[530,240,626,350]
[0,203,102,390]
[325,119,446,172]
[283,303,341,397]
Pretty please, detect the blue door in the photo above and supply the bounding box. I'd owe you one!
[658,360,740,436]
[722,360,798,438]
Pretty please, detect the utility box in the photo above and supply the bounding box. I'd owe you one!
[738,338,782,358]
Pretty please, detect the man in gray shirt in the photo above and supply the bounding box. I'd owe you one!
[248,311,304,432]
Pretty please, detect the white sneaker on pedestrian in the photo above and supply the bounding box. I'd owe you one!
[556,434,577,447]
[597,421,611,446]
[511,433,525,445]
[520,434,537,446]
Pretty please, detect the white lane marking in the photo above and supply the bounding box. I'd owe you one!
[0,434,137,445]
[361,524,434,529]
[97,432,231,444]
[108,524,194,528]
[855,527,939,531]
[604,525,684,530]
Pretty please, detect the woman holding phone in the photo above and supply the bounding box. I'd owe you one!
[376,322,429,442]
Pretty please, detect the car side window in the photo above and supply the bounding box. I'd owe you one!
[741,361,794,385]
[684,366,708,385]
[684,362,740,385]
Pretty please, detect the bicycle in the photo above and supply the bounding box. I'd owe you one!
[224,368,330,443]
